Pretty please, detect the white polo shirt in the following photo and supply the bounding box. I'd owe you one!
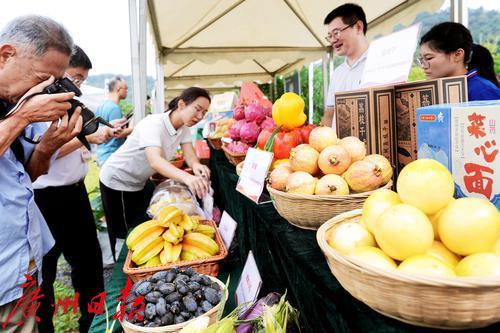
[33,149,88,189]
[326,49,369,108]
[100,111,192,192]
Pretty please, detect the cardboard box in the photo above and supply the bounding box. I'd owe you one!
[417,101,499,208]
[395,76,467,170]
[335,86,397,167]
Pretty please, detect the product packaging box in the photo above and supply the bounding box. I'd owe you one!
[335,85,397,167]
[395,76,467,170]
[417,100,499,208]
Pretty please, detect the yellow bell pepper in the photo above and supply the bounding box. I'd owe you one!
[272,92,306,131]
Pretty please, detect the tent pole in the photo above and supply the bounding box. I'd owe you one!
[322,53,328,113]
[450,0,468,27]
[129,0,142,124]
[138,0,147,120]
[155,59,164,113]
[308,62,314,124]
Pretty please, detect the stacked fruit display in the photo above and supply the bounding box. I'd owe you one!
[127,206,219,267]
[122,268,223,327]
[268,126,393,195]
[208,117,234,139]
[325,158,500,278]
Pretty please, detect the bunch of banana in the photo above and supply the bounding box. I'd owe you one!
[160,241,182,264]
[162,222,185,245]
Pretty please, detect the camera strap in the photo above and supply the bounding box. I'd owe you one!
[0,99,26,165]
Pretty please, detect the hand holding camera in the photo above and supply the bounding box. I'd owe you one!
[38,107,84,154]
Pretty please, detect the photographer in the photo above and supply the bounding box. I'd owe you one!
[0,16,83,331]
[33,45,110,333]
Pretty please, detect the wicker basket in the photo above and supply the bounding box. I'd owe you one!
[266,180,392,230]
[316,209,500,329]
[221,144,246,166]
[120,275,225,332]
[123,220,228,282]
[207,136,223,150]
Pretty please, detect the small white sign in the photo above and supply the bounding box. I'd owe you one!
[236,148,273,203]
[235,251,262,308]
[218,211,238,249]
[361,24,421,87]
[209,92,238,113]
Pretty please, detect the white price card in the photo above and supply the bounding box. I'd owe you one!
[218,211,238,249]
[236,148,273,203]
[360,24,421,88]
[235,251,262,308]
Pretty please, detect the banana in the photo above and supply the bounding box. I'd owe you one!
[181,243,212,260]
[160,241,173,264]
[183,233,219,256]
[132,237,163,265]
[156,206,183,227]
[171,244,182,262]
[131,226,165,252]
[194,224,216,239]
[126,220,161,249]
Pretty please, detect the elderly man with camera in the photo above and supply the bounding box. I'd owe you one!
[0,16,84,331]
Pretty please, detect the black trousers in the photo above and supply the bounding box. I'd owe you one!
[99,181,154,261]
[34,181,104,333]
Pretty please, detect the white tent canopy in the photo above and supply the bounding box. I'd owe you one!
[146,0,444,100]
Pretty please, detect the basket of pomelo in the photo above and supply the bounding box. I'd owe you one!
[267,126,394,230]
[316,159,500,329]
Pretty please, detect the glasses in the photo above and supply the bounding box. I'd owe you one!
[325,22,357,42]
[65,72,86,86]
[416,57,430,69]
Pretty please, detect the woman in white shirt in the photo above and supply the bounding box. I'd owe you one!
[99,87,211,259]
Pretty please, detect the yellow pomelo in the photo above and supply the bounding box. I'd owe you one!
[327,222,375,255]
[456,253,500,277]
[425,241,461,267]
[398,254,456,277]
[493,239,500,256]
[348,246,397,271]
[396,159,454,215]
[374,204,434,261]
[427,198,455,241]
[362,189,401,234]
[438,198,500,256]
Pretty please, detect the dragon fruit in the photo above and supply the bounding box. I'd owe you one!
[227,141,250,154]
[263,106,272,117]
[244,102,266,124]
[233,104,245,120]
[260,117,276,130]
[229,119,246,140]
[239,121,261,144]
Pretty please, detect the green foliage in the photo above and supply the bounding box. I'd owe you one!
[408,66,426,82]
[84,160,106,231]
[53,281,80,333]
[119,100,134,117]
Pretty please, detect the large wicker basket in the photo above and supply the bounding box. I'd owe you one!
[267,180,392,230]
[120,275,226,332]
[123,220,228,282]
[221,144,246,166]
[207,136,223,150]
[316,209,500,330]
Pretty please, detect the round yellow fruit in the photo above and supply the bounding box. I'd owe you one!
[327,222,375,255]
[396,159,455,215]
[456,253,500,277]
[348,246,397,271]
[362,189,401,234]
[427,198,455,241]
[438,198,500,256]
[425,241,461,267]
[399,254,456,277]
[493,239,500,256]
[374,204,434,261]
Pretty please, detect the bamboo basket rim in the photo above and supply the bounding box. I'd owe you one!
[267,179,393,201]
[119,275,226,332]
[221,144,247,157]
[316,209,500,288]
[123,220,228,276]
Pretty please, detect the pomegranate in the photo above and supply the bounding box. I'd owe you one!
[289,144,319,175]
[285,171,317,195]
[318,145,351,175]
[363,154,393,185]
[315,174,349,195]
[340,136,366,162]
[309,126,337,152]
[342,160,383,193]
[268,166,293,191]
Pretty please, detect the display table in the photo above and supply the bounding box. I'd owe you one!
[89,148,499,332]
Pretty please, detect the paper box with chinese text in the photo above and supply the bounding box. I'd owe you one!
[417,101,499,208]
[335,86,397,167]
[395,76,467,170]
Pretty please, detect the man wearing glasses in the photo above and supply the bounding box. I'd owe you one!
[321,3,370,128]
[95,76,132,165]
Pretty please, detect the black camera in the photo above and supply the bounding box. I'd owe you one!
[43,77,113,150]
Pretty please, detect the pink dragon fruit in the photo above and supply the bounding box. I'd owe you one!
[239,121,261,144]
[233,104,245,120]
[227,141,250,154]
[263,106,272,117]
[229,119,246,140]
[260,117,276,130]
[244,102,266,124]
